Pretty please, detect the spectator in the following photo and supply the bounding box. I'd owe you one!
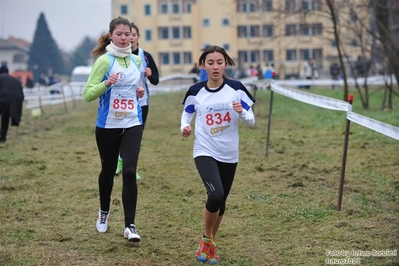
[0,65,24,143]
[329,59,341,90]
[263,63,275,79]
[25,76,34,88]
[38,73,49,86]
[300,58,319,89]
[189,63,199,83]
[355,55,365,77]
[247,65,258,77]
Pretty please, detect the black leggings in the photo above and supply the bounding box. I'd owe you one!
[141,105,149,129]
[95,125,142,226]
[0,105,10,141]
[194,156,237,216]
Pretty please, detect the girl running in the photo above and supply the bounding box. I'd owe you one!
[180,45,256,264]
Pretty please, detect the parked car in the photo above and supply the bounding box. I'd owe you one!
[69,66,92,98]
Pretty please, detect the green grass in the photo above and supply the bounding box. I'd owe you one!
[0,87,398,266]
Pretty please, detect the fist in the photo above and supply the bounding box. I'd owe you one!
[181,126,192,138]
[105,73,119,87]
[233,101,243,114]
[137,86,145,98]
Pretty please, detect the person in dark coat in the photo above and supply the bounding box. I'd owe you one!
[0,65,25,143]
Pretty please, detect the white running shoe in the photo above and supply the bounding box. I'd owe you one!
[96,209,110,233]
[124,224,141,242]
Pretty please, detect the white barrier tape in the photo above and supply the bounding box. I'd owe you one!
[264,75,397,87]
[271,83,351,111]
[347,112,399,140]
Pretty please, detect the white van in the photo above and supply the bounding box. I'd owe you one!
[69,66,92,98]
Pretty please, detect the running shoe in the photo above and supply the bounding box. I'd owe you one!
[96,209,110,233]
[208,241,220,264]
[124,224,141,242]
[196,236,212,263]
[136,172,141,181]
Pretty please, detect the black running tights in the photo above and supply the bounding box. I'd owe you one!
[95,125,142,226]
[194,156,237,216]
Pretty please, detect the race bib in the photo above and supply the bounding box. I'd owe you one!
[200,102,234,136]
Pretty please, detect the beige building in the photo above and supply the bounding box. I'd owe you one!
[112,0,368,79]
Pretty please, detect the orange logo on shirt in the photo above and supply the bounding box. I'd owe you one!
[210,125,230,135]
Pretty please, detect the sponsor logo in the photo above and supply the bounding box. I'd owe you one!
[210,125,230,135]
[206,103,230,113]
[115,111,131,118]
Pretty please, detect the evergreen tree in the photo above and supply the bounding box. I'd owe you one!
[27,12,64,81]
[70,36,97,68]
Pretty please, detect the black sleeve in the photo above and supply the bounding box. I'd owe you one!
[144,51,159,85]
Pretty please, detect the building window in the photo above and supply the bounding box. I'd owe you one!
[249,2,257,12]
[300,23,322,36]
[286,49,297,61]
[237,2,247,12]
[237,26,247,37]
[145,30,152,41]
[185,3,191,13]
[351,39,358,46]
[313,49,323,61]
[222,43,230,51]
[300,49,310,60]
[144,4,151,15]
[222,18,230,26]
[183,27,191,38]
[313,23,322,35]
[285,0,296,11]
[203,18,210,27]
[184,52,192,64]
[263,25,273,37]
[160,3,168,14]
[285,24,296,36]
[303,0,321,11]
[121,4,128,15]
[262,0,273,11]
[350,12,358,22]
[173,52,181,64]
[172,27,180,39]
[159,27,169,39]
[263,50,274,61]
[172,3,179,14]
[201,43,211,51]
[250,25,260,37]
[250,50,259,63]
[301,24,310,35]
[238,51,248,63]
[160,53,170,64]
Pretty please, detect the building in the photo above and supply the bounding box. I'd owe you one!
[0,36,30,72]
[110,0,369,79]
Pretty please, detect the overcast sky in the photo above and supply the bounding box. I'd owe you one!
[0,0,112,52]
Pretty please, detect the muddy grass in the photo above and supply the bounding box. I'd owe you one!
[0,88,398,265]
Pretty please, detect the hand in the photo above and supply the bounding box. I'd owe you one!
[144,67,152,77]
[181,126,192,138]
[233,101,243,114]
[137,86,145,98]
[105,73,119,87]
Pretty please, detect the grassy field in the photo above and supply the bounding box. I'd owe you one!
[0,87,398,266]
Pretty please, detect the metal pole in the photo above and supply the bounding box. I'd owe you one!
[337,94,354,211]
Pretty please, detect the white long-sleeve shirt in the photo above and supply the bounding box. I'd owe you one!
[181,79,255,163]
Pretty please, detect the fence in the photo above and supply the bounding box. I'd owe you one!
[264,81,399,210]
